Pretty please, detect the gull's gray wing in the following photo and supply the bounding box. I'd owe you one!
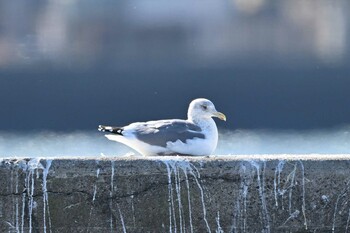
[133,120,205,147]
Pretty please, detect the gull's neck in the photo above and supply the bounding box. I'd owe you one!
[188,116,219,154]
[188,114,219,154]
[188,116,217,132]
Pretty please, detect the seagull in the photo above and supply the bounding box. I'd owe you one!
[98,98,226,156]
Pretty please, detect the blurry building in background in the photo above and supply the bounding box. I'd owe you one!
[0,0,349,131]
[0,0,348,70]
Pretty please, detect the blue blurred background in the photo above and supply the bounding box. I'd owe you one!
[0,0,349,155]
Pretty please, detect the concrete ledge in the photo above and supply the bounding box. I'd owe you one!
[1,155,350,232]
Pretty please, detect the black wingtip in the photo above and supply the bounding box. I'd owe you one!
[98,125,123,135]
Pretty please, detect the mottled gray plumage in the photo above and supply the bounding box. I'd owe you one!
[131,120,205,147]
[99,120,205,148]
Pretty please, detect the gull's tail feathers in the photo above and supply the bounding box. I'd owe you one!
[98,125,123,135]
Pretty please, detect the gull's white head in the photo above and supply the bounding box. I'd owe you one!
[187,98,226,122]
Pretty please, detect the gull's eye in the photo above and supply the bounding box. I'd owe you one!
[201,105,207,110]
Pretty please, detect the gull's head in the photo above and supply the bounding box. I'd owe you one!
[187,98,226,122]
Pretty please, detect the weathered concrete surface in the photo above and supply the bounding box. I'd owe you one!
[1,155,350,232]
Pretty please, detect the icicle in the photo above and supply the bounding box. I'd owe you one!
[184,171,193,233]
[174,166,184,233]
[165,162,176,233]
[117,203,127,233]
[331,180,350,232]
[241,163,250,232]
[332,194,342,232]
[299,161,307,230]
[15,170,19,233]
[92,168,100,202]
[21,192,25,233]
[9,169,19,233]
[232,162,250,232]
[42,160,52,233]
[163,159,211,233]
[215,211,223,233]
[249,160,270,233]
[110,161,115,233]
[87,162,100,231]
[27,159,44,233]
[283,163,297,215]
[273,160,285,208]
[187,163,211,233]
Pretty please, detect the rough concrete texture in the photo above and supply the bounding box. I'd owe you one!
[1,156,350,232]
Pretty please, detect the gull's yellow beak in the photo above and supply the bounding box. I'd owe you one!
[213,111,227,121]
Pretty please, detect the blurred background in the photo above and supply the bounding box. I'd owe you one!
[0,0,350,156]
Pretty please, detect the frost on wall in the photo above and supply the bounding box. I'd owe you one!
[0,157,350,232]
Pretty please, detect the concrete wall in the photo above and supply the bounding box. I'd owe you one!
[0,156,350,232]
